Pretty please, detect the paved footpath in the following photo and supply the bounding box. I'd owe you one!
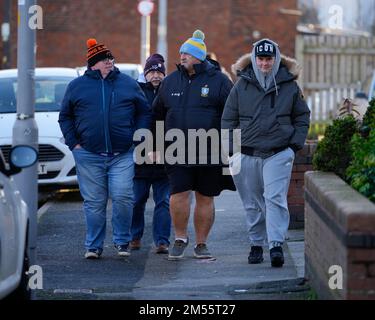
[35,190,308,301]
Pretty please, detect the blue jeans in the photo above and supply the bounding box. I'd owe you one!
[131,177,171,246]
[72,147,134,251]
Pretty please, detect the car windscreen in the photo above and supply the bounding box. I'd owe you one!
[119,69,140,80]
[0,76,75,113]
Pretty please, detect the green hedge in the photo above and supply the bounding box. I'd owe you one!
[346,100,375,202]
[312,116,358,179]
[313,98,375,202]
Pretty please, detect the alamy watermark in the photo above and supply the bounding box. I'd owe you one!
[133,122,242,175]
[328,5,343,30]
[328,265,343,290]
[27,265,43,290]
[18,2,43,30]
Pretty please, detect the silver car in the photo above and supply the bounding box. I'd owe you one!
[0,145,38,299]
[0,68,79,189]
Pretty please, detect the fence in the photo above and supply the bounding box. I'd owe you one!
[295,34,375,123]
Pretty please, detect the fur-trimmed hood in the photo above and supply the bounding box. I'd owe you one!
[231,53,301,79]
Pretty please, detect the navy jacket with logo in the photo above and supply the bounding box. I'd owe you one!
[152,60,233,166]
[59,67,151,154]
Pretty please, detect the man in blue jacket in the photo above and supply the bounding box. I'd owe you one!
[153,30,236,261]
[59,39,151,259]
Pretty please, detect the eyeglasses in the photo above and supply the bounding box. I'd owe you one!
[101,58,114,64]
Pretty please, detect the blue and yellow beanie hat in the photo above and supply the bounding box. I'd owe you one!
[179,30,207,61]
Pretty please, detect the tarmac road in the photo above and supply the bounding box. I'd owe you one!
[35,189,308,301]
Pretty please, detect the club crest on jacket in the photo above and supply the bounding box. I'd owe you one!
[201,85,209,97]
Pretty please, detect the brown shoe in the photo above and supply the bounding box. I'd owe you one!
[130,239,141,250]
[155,244,169,254]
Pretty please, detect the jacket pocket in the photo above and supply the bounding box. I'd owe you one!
[239,116,253,130]
[276,116,294,144]
[75,120,88,139]
[277,116,292,125]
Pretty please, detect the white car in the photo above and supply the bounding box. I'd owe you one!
[0,145,38,299]
[0,68,79,189]
[76,63,143,80]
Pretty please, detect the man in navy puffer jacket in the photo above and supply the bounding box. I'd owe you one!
[152,30,236,261]
[59,38,151,259]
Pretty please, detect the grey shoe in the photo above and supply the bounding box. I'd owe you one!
[168,239,188,260]
[194,243,213,259]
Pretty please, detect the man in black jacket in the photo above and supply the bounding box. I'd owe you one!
[221,38,310,267]
[153,30,236,261]
[131,54,171,254]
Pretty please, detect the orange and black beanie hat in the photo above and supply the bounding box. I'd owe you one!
[86,38,114,67]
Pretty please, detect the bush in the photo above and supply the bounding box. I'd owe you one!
[307,122,329,141]
[312,115,358,179]
[346,99,375,202]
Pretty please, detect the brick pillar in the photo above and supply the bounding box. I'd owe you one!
[288,142,317,229]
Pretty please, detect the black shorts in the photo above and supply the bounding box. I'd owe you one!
[165,165,236,197]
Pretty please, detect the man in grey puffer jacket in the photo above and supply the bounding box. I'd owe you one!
[221,38,310,267]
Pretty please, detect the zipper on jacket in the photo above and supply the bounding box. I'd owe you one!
[101,79,110,153]
[183,76,193,131]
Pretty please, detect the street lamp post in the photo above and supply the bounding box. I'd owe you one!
[157,0,168,70]
[13,0,38,288]
[138,0,154,66]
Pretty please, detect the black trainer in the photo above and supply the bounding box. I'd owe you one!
[270,246,284,267]
[248,246,264,264]
[115,244,131,257]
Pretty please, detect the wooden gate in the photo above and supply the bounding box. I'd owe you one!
[295,34,375,123]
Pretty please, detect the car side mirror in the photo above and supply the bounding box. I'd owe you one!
[0,145,38,177]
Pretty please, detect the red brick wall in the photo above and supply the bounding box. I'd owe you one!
[0,0,299,73]
[347,249,375,299]
[168,0,299,73]
[305,172,375,300]
[288,142,316,229]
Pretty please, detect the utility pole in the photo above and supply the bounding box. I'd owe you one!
[138,0,154,66]
[157,0,168,71]
[140,15,151,67]
[13,0,38,289]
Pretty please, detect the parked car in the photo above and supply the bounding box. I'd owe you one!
[76,63,143,80]
[0,145,38,299]
[0,68,79,189]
